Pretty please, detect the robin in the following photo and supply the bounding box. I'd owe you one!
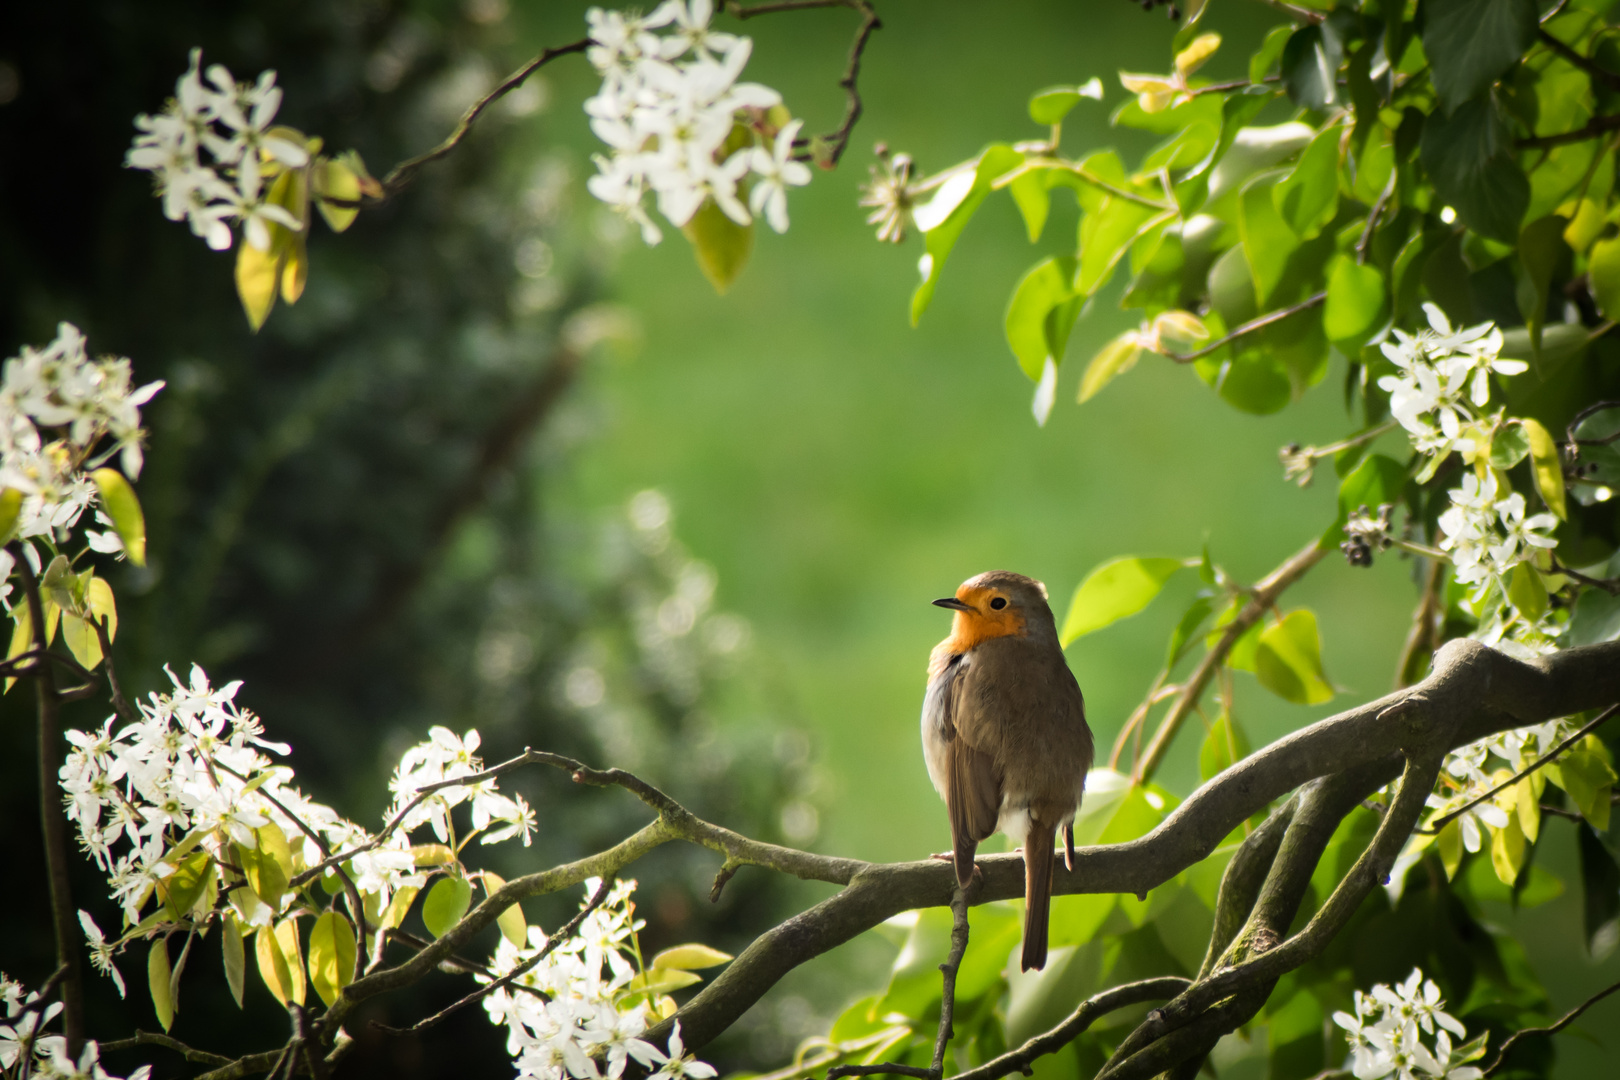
[922,570,1094,972]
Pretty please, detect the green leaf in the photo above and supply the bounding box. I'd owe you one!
[682,200,753,295]
[1239,172,1301,307]
[91,468,146,566]
[1491,810,1527,885]
[481,871,527,948]
[1517,216,1570,354]
[1570,586,1620,646]
[161,850,213,920]
[1438,818,1464,880]
[256,921,296,1007]
[0,488,21,544]
[1254,609,1333,705]
[1464,846,1563,906]
[1577,825,1620,956]
[61,612,101,672]
[1324,453,1406,547]
[1507,560,1549,622]
[1198,712,1251,781]
[1028,80,1101,125]
[1522,418,1567,519]
[1423,0,1537,114]
[1166,593,1215,668]
[422,875,472,939]
[652,944,734,970]
[1561,739,1618,830]
[315,155,362,233]
[1322,255,1388,351]
[1078,200,1164,298]
[223,914,246,1009]
[308,911,357,1007]
[380,884,420,931]
[1281,23,1343,111]
[1077,332,1144,403]
[1060,556,1188,646]
[1008,169,1051,243]
[626,968,703,995]
[1005,256,1081,381]
[1490,422,1531,469]
[912,145,1023,324]
[1589,235,1620,320]
[1420,96,1530,243]
[1273,125,1340,240]
[1250,26,1292,84]
[149,937,175,1031]
[235,238,282,331]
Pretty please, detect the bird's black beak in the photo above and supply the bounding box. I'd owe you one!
[932,597,974,612]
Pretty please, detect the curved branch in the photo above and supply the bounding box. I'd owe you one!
[1163,293,1327,363]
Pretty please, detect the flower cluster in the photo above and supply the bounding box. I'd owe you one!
[583,1,810,243]
[0,323,161,559]
[0,973,150,1080]
[1377,305,1527,472]
[388,726,536,848]
[61,665,534,1003]
[1435,472,1559,587]
[125,49,307,252]
[1332,969,1484,1080]
[480,880,716,1080]
[1425,716,1572,849]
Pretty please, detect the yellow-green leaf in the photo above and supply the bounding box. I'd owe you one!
[308,911,357,1007]
[482,872,527,947]
[281,233,308,304]
[87,577,117,642]
[380,885,419,931]
[1060,556,1187,646]
[61,612,101,671]
[1175,32,1222,80]
[223,914,246,1008]
[236,239,282,331]
[626,968,702,996]
[422,875,471,939]
[412,843,455,867]
[682,199,753,295]
[1590,235,1620,321]
[91,468,146,566]
[652,944,734,970]
[1522,418,1567,520]
[316,156,362,233]
[1254,609,1334,705]
[256,922,296,1007]
[1077,332,1143,403]
[1491,810,1526,886]
[1507,560,1549,622]
[0,488,21,544]
[1198,712,1251,782]
[1438,818,1463,880]
[1516,775,1540,843]
[149,937,175,1031]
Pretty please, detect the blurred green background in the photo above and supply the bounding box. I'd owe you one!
[2,0,1618,1075]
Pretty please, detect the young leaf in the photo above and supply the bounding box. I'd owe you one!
[1028,80,1102,126]
[256,923,295,1007]
[0,488,21,544]
[1490,422,1531,469]
[308,911,357,1007]
[1273,125,1340,240]
[1521,418,1567,519]
[1198,713,1251,781]
[1008,169,1051,243]
[61,612,102,671]
[422,875,472,939]
[625,968,703,998]
[1165,593,1215,668]
[1254,609,1334,705]
[1590,235,1620,320]
[223,914,246,1008]
[1060,556,1188,646]
[912,144,1023,325]
[1438,818,1464,880]
[682,199,753,295]
[1491,809,1527,886]
[1323,256,1388,351]
[90,468,146,566]
[482,871,527,948]
[149,937,175,1031]
[236,238,281,331]
[1005,256,1080,381]
[380,884,420,931]
[315,155,362,233]
[1507,561,1549,623]
[1077,331,1144,403]
[652,944,734,971]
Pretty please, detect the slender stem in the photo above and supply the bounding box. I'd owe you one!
[13,548,85,1057]
[1537,28,1620,93]
[1551,556,1620,596]
[1483,976,1620,1076]
[931,885,972,1075]
[92,616,139,724]
[1394,557,1446,690]
[1165,293,1328,363]
[1133,539,1327,784]
[1420,703,1620,834]
[100,1030,234,1067]
[1001,160,1172,210]
[1356,171,1399,264]
[1518,113,1620,150]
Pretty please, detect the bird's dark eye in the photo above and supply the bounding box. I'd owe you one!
[990,597,1007,610]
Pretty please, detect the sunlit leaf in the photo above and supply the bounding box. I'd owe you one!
[1060,556,1188,646]
[422,875,472,939]
[91,468,146,566]
[652,944,734,970]
[223,913,246,1009]
[1005,256,1081,381]
[149,937,175,1031]
[1198,712,1251,781]
[1522,418,1567,520]
[482,871,527,948]
[1077,331,1144,403]
[1323,256,1387,351]
[682,199,753,295]
[308,911,357,1007]
[1254,609,1333,705]
[1273,125,1340,240]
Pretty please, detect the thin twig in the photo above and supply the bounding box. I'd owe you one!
[1164,293,1328,362]
[1356,170,1399,264]
[1420,703,1620,834]
[1537,28,1620,93]
[100,1029,234,1067]
[375,877,613,1035]
[931,885,973,1074]
[1483,976,1620,1076]
[374,40,591,199]
[92,616,140,724]
[1130,538,1328,783]
[1551,556,1620,596]
[12,549,85,1058]
[1394,557,1446,690]
[1519,113,1620,150]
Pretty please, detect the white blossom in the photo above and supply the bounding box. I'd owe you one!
[1332,969,1482,1080]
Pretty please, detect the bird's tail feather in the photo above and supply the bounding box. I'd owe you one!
[1022,824,1055,972]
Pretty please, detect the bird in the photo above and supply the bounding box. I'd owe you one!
[921,570,1094,972]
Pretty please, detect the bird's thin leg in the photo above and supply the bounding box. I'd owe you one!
[1064,822,1075,871]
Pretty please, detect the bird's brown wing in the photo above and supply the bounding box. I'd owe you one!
[940,657,1001,889]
